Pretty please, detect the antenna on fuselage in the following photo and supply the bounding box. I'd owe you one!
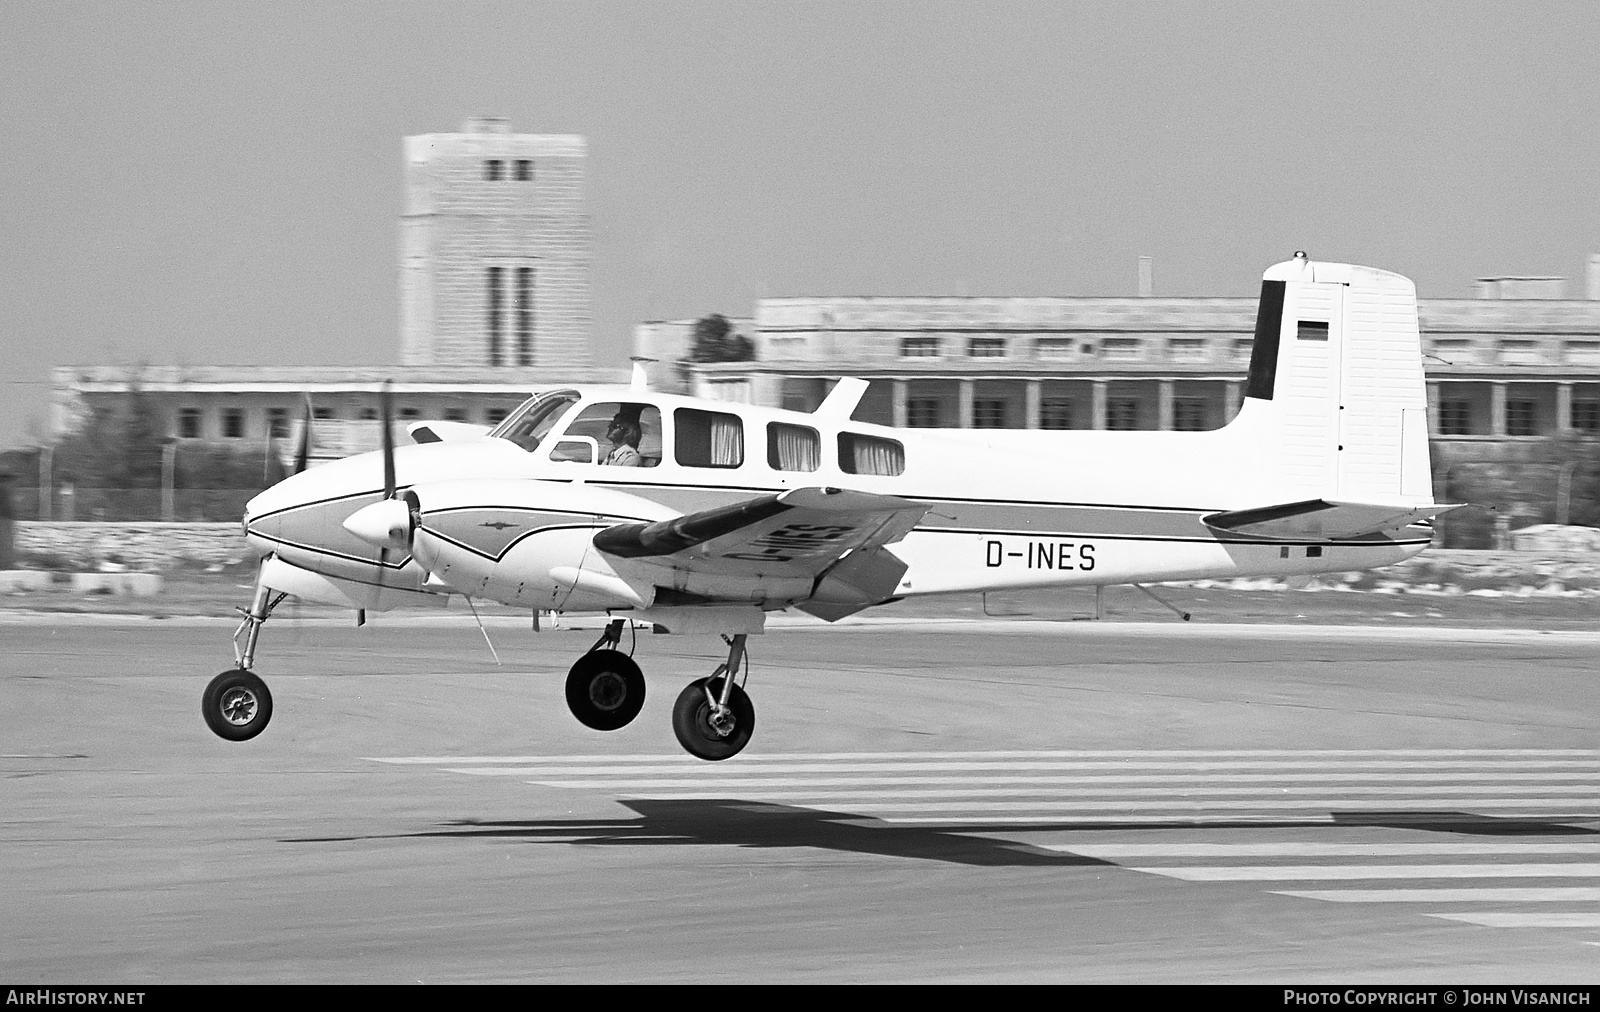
[815,377,869,418]
[629,356,655,392]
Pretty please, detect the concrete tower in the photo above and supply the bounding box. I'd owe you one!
[400,117,591,368]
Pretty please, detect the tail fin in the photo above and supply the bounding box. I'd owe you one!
[1232,256,1435,504]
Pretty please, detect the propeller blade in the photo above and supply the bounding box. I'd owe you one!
[380,380,396,499]
[293,393,313,474]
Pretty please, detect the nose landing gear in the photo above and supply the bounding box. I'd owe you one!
[202,575,285,742]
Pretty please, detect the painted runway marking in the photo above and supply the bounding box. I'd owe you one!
[370,748,1600,933]
[1428,913,1600,928]
[1129,863,1600,881]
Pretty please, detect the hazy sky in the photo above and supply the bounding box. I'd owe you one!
[2,1,1597,444]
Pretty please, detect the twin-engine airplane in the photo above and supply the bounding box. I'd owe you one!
[205,255,1459,760]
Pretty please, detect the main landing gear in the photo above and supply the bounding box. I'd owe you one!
[202,578,285,742]
[561,625,757,761]
[565,620,646,731]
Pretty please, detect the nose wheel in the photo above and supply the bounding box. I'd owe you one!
[202,669,274,741]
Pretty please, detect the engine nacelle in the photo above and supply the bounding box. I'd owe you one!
[405,478,677,611]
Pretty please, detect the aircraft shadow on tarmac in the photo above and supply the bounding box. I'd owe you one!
[285,800,1596,865]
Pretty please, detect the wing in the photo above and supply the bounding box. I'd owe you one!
[592,487,929,619]
[595,486,927,571]
[1203,499,1465,541]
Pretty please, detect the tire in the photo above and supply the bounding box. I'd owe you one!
[671,677,754,761]
[202,669,273,742]
[565,650,646,731]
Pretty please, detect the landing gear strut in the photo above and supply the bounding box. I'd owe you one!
[565,619,646,731]
[672,634,755,761]
[202,573,284,742]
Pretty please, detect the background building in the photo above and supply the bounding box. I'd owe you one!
[50,118,614,450]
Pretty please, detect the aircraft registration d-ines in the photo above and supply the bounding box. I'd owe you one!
[207,254,1460,760]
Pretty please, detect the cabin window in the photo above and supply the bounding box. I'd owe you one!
[491,391,579,452]
[675,408,744,468]
[555,401,661,467]
[767,423,820,471]
[838,432,904,476]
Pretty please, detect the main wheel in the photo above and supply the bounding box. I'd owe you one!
[671,677,755,761]
[202,669,273,741]
[565,650,646,730]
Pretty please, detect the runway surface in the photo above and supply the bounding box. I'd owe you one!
[2,615,1598,982]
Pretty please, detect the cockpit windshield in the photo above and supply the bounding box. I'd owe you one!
[488,391,580,452]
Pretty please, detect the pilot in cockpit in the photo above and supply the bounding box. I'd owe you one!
[604,408,644,467]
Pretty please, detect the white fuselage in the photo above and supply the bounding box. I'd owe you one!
[242,386,1430,614]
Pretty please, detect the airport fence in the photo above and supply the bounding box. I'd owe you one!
[3,487,260,523]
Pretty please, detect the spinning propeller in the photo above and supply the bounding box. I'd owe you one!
[341,382,420,567]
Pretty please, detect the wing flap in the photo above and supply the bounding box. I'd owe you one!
[1203,499,1465,541]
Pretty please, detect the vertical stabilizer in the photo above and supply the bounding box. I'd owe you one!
[1233,257,1433,504]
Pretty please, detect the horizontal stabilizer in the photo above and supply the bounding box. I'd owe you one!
[1203,499,1465,541]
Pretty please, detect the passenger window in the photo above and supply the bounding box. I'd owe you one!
[554,401,661,467]
[767,423,820,472]
[838,432,904,476]
[675,408,744,468]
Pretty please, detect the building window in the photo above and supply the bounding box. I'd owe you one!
[178,408,201,439]
[900,336,940,358]
[1173,398,1209,431]
[1040,398,1073,429]
[399,407,421,420]
[1506,400,1537,436]
[514,159,532,181]
[1106,399,1140,430]
[1232,338,1254,361]
[1573,401,1600,432]
[906,398,941,427]
[1036,337,1075,360]
[1167,337,1208,362]
[359,407,379,421]
[1439,400,1471,435]
[313,407,335,420]
[967,336,1006,358]
[266,408,289,439]
[1500,340,1540,365]
[487,265,504,366]
[516,266,533,365]
[838,433,904,476]
[222,408,245,439]
[1102,338,1143,360]
[767,423,820,471]
[444,407,467,422]
[972,398,1007,428]
[486,408,509,426]
[484,159,503,181]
